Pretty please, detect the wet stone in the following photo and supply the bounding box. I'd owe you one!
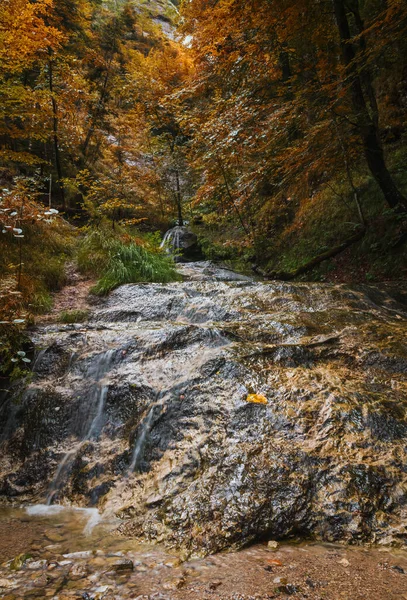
[1,264,407,558]
[45,530,65,544]
[69,562,89,580]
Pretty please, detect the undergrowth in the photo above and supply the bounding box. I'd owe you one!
[77,227,180,295]
[59,309,89,323]
[0,216,76,380]
[0,219,76,314]
[194,141,407,283]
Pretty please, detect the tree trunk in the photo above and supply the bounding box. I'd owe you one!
[82,66,111,161]
[48,59,65,209]
[175,169,183,226]
[219,162,250,235]
[266,226,366,281]
[332,0,407,210]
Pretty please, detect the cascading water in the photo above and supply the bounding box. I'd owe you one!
[46,348,115,505]
[130,398,163,472]
[1,262,407,555]
[160,225,198,260]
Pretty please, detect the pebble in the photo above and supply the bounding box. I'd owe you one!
[89,556,106,567]
[27,560,47,570]
[69,562,89,580]
[32,572,49,587]
[111,558,134,572]
[207,579,222,590]
[63,551,93,559]
[163,575,186,590]
[45,530,65,544]
[338,558,350,567]
[267,540,279,550]
[392,565,405,574]
[276,584,298,595]
[164,558,181,568]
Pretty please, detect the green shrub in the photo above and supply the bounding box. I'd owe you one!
[77,228,180,295]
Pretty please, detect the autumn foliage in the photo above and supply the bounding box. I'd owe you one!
[0,0,406,292]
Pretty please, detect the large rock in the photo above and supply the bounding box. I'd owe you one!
[160,226,200,260]
[1,265,407,555]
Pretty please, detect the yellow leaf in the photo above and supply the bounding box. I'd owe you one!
[246,393,268,405]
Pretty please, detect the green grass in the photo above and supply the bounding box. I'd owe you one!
[0,219,76,313]
[59,309,89,324]
[77,227,180,295]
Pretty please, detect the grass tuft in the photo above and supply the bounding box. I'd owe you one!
[59,309,89,324]
[77,228,180,295]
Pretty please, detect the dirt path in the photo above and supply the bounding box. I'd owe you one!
[37,263,96,324]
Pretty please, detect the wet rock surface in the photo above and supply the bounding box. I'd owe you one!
[160,226,200,260]
[1,263,407,555]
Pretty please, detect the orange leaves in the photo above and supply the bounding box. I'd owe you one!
[246,393,268,405]
[0,0,63,73]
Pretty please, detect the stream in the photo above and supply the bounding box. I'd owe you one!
[1,261,407,598]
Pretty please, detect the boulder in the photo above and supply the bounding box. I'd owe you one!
[160,226,200,260]
[1,266,407,556]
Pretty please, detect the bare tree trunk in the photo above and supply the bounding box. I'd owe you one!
[82,65,111,160]
[48,59,65,209]
[332,0,407,210]
[219,162,250,235]
[175,169,183,226]
[332,113,366,226]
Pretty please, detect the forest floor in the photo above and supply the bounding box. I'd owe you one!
[37,262,96,324]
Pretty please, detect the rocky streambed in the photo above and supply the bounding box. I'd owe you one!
[1,504,407,599]
[1,262,407,562]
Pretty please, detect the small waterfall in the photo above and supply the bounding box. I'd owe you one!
[160,228,181,253]
[160,229,173,250]
[46,349,115,505]
[159,225,198,260]
[129,394,166,472]
[128,333,229,474]
[129,406,155,472]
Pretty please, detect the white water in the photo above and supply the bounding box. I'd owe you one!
[129,397,164,472]
[25,504,102,534]
[160,227,182,253]
[46,349,115,505]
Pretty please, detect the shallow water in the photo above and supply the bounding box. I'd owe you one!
[1,505,407,599]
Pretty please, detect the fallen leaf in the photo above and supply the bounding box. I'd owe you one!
[267,558,283,567]
[246,393,268,404]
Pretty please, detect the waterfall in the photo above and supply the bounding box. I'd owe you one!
[159,229,173,251]
[129,404,156,472]
[159,225,197,260]
[46,349,115,505]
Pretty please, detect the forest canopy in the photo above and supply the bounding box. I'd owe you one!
[1,0,407,342]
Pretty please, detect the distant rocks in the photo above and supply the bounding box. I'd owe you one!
[160,226,200,260]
